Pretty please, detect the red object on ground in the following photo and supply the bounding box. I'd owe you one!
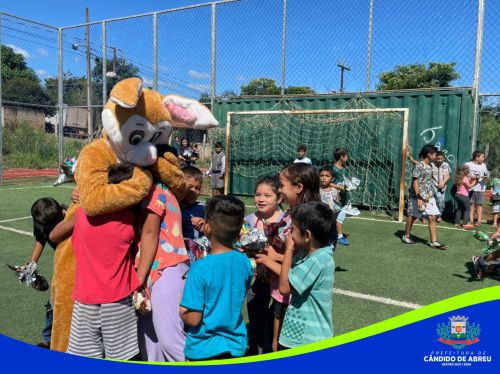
[3,168,59,179]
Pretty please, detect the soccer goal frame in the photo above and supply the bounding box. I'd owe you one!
[224,108,409,222]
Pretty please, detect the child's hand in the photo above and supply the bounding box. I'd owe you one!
[438,181,446,190]
[255,253,270,265]
[71,187,80,204]
[191,217,204,232]
[285,234,295,252]
[265,245,282,262]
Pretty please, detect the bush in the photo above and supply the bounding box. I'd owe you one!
[3,122,86,169]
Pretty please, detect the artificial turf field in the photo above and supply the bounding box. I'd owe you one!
[0,178,498,346]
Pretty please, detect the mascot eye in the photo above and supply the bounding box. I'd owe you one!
[129,130,145,145]
[149,132,162,144]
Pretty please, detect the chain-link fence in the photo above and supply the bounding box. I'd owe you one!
[1,0,499,184]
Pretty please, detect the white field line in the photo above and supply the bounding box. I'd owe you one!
[334,288,422,309]
[347,216,494,233]
[0,225,32,236]
[0,216,31,223]
[0,185,73,191]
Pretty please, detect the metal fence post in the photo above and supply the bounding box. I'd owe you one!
[0,16,3,185]
[472,0,485,153]
[280,0,288,96]
[102,21,108,106]
[153,13,158,91]
[58,28,64,165]
[210,3,217,111]
[365,0,374,92]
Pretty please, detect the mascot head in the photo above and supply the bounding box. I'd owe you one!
[102,77,218,166]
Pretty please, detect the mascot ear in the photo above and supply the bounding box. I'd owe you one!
[163,95,219,129]
[109,77,143,108]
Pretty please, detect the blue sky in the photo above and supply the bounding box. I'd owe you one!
[1,0,499,100]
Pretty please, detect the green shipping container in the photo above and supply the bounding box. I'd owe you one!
[212,88,478,204]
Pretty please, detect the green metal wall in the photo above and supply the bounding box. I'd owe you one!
[212,88,477,196]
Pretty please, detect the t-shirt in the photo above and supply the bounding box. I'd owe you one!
[411,161,434,200]
[279,245,335,348]
[136,184,189,288]
[493,178,500,195]
[431,162,451,189]
[72,207,139,304]
[293,157,312,165]
[465,161,489,192]
[181,202,205,239]
[320,187,341,213]
[180,250,253,360]
[456,176,471,197]
[333,164,348,206]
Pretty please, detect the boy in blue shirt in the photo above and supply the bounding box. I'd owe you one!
[180,195,253,361]
[180,166,205,239]
[279,201,335,348]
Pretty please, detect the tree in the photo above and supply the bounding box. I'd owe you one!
[241,78,281,95]
[241,77,316,96]
[479,104,500,177]
[92,57,140,101]
[45,73,89,107]
[1,45,39,83]
[377,62,460,90]
[1,45,52,113]
[284,86,315,94]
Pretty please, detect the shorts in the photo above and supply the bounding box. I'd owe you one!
[470,191,485,205]
[407,197,440,218]
[336,209,346,224]
[271,299,288,320]
[493,202,500,214]
[67,296,139,360]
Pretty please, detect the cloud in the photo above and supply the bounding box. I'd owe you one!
[36,69,47,77]
[188,83,210,92]
[6,44,30,58]
[235,75,246,82]
[188,70,210,80]
[36,47,49,57]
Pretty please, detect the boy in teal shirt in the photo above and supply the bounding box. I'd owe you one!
[279,201,335,348]
[180,195,253,360]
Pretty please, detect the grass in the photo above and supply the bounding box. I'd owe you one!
[0,180,498,345]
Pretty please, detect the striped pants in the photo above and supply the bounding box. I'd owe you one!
[66,296,139,360]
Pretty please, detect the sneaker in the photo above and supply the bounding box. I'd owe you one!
[472,256,483,280]
[338,236,349,245]
[36,341,50,349]
[462,223,475,229]
[401,235,415,244]
[430,241,448,250]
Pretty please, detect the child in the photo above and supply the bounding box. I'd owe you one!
[178,138,198,167]
[180,166,205,240]
[245,175,284,355]
[50,162,143,360]
[293,144,312,165]
[465,151,489,226]
[402,144,448,249]
[472,225,500,280]
[28,197,67,348]
[332,147,350,245]
[208,142,226,196]
[136,148,190,362]
[255,163,320,352]
[491,176,500,228]
[180,196,253,361]
[453,165,478,229]
[319,166,345,236]
[432,151,451,222]
[278,202,335,348]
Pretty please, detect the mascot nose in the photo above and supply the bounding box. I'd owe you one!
[126,142,157,166]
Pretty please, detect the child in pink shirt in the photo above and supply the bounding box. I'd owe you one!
[454,165,478,229]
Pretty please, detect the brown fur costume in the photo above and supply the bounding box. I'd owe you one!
[50,78,218,352]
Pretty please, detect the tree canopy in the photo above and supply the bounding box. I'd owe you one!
[240,77,316,96]
[377,62,460,90]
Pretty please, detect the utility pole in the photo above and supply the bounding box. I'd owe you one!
[337,62,351,93]
[85,8,93,139]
